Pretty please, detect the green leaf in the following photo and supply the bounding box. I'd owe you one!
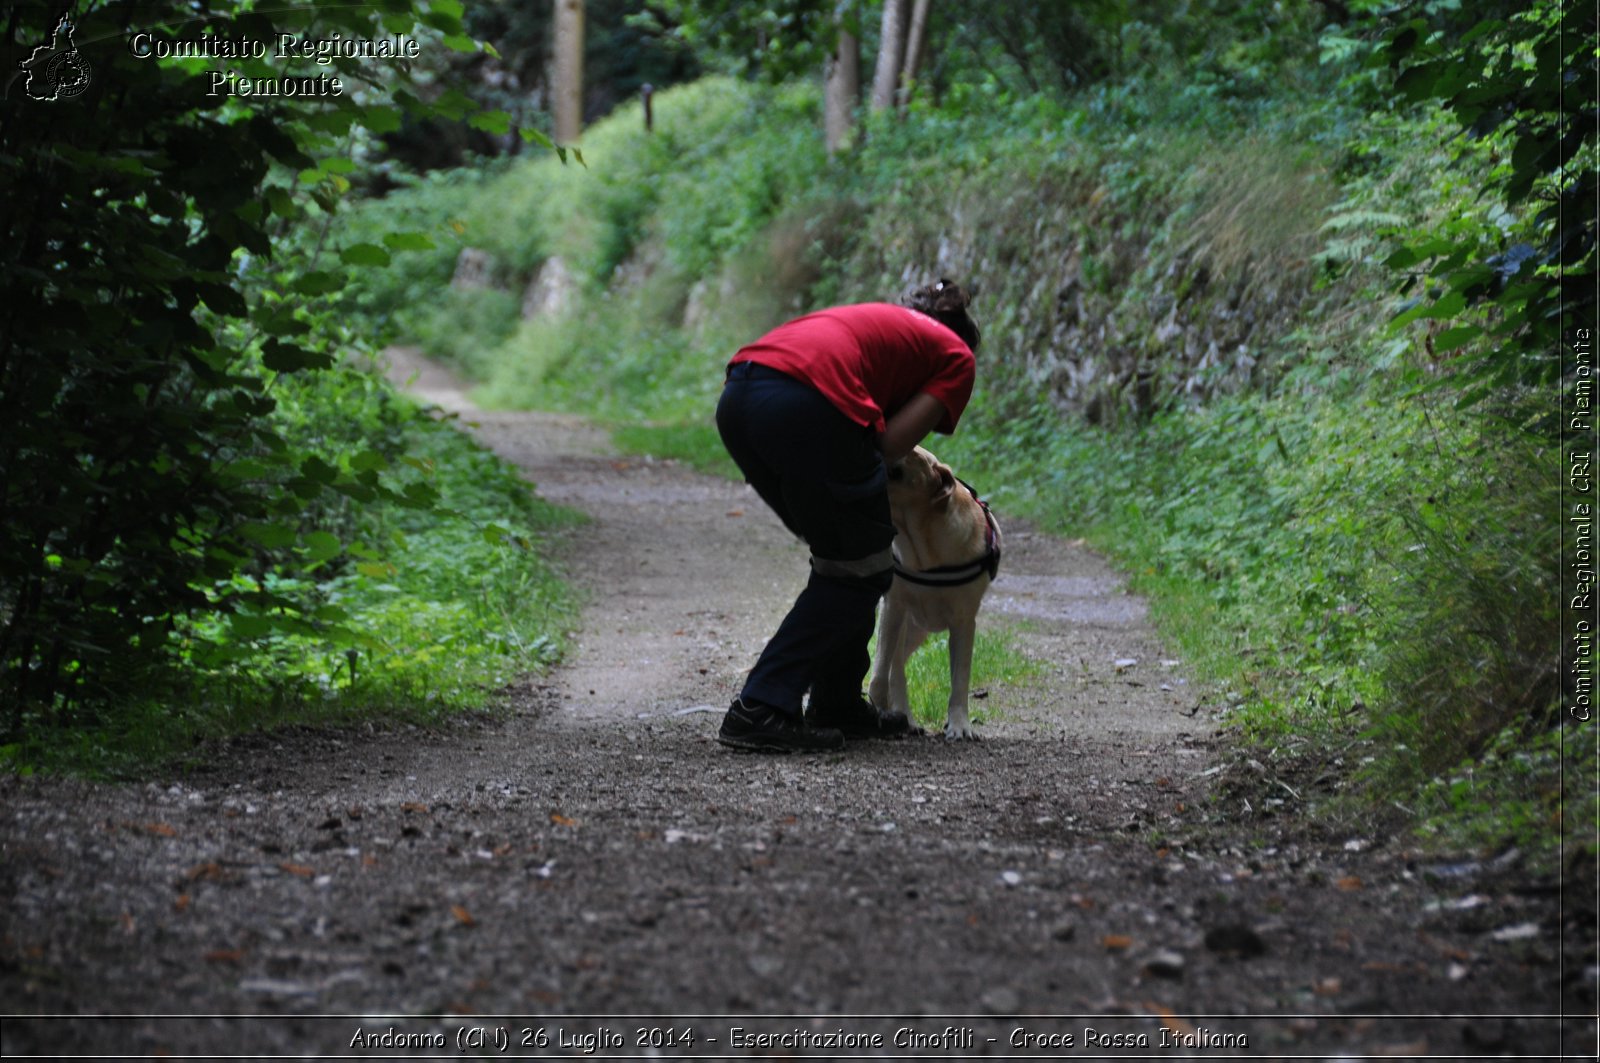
[304,530,341,563]
[363,105,403,134]
[383,231,436,251]
[262,339,334,373]
[300,455,339,484]
[229,614,274,639]
[1420,290,1468,320]
[259,310,312,337]
[351,449,389,472]
[401,482,441,509]
[1435,325,1483,352]
[195,282,248,317]
[263,186,296,218]
[433,88,476,120]
[1383,247,1423,270]
[238,521,296,548]
[339,243,392,267]
[469,109,512,135]
[1386,22,1422,61]
[443,33,478,53]
[1396,62,1441,103]
[249,116,314,169]
[291,270,343,295]
[1458,19,1505,48]
[1510,133,1551,176]
[520,128,554,149]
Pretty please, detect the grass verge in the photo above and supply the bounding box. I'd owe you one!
[608,420,741,480]
[885,626,1047,734]
[1,386,582,780]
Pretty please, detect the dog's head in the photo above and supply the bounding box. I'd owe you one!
[886,445,957,516]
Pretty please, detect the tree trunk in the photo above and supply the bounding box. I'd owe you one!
[897,0,932,113]
[552,0,585,144]
[824,15,860,155]
[869,0,908,113]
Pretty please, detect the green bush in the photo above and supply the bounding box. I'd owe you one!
[181,379,578,710]
[3,362,579,778]
[0,0,507,727]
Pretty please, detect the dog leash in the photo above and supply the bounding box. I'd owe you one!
[891,478,1001,587]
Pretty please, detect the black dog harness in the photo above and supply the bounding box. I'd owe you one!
[892,479,1002,587]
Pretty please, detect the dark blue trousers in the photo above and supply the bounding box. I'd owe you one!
[716,363,896,716]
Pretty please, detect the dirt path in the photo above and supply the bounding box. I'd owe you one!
[1,350,1589,1059]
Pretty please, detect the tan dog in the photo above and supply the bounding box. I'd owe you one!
[870,446,1002,739]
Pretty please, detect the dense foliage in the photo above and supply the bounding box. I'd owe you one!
[1366,0,1595,422]
[1,0,574,767]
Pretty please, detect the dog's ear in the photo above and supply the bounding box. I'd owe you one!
[931,464,956,507]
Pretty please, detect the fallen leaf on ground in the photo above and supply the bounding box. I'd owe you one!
[174,893,191,913]
[549,812,578,827]
[1102,934,1134,951]
[279,862,315,878]
[451,905,476,927]
[401,801,429,814]
[204,948,245,964]
[1335,875,1364,891]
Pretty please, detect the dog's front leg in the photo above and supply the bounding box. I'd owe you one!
[943,619,978,740]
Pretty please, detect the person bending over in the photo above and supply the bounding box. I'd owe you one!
[714,279,981,753]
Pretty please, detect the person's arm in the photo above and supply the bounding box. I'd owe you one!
[877,392,948,465]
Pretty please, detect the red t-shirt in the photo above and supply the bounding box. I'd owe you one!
[729,303,975,434]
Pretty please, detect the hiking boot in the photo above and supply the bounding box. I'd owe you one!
[805,694,916,739]
[717,697,844,754]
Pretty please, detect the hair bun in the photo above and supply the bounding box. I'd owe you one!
[904,278,980,351]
